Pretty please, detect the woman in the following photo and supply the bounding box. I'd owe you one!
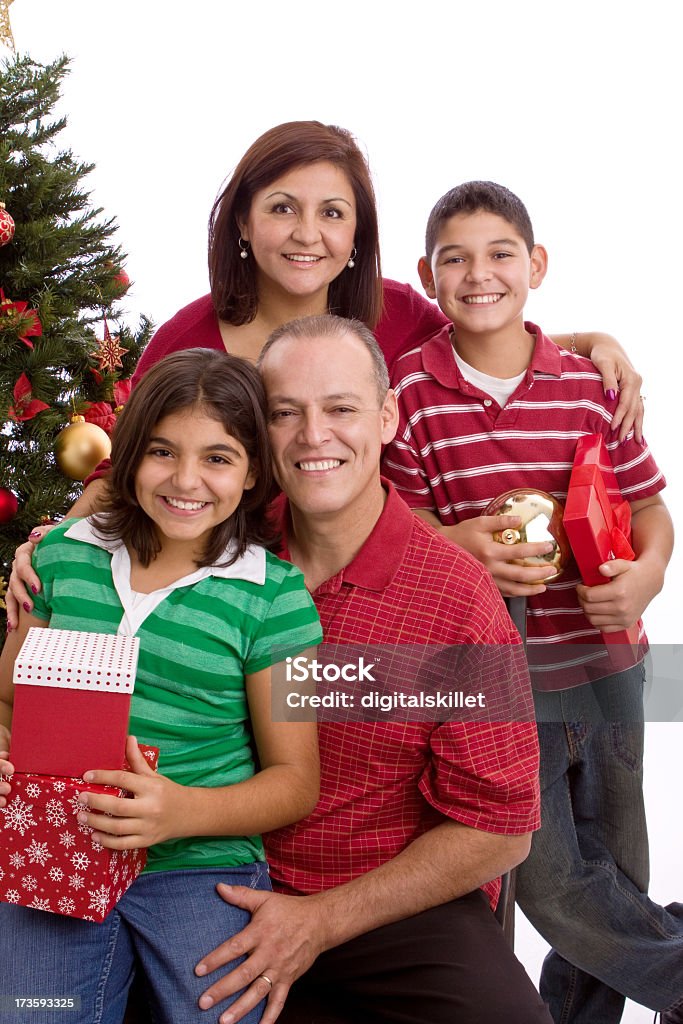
[6,120,643,623]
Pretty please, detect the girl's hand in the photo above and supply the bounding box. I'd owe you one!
[77,736,188,849]
[0,728,14,808]
[6,526,53,629]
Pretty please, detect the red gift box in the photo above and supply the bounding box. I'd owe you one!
[1,627,160,921]
[564,434,642,655]
[0,746,159,921]
[9,627,139,778]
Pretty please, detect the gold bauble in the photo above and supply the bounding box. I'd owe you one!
[483,488,570,582]
[55,415,112,481]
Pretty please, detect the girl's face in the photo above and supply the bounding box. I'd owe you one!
[239,161,357,312]
[134,407,256,557]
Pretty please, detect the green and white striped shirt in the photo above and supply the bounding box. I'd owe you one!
[31,517,322,872]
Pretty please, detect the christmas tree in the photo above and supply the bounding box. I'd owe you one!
[0,54,153,639]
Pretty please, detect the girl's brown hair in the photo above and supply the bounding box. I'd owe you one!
[208,121,383,329]
[92,349,276,567]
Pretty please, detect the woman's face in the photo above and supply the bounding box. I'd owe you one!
[240,161,357,311]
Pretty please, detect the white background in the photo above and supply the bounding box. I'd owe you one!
[5,2,682,1018]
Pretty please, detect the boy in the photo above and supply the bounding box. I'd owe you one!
[382,181,682,1024]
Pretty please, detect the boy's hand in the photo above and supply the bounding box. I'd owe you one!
[77,735,186,849]
[443,515,559,597]
[576,557,662,631]
[6,526,53,629]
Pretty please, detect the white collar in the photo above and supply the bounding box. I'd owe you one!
[64,517,267,636]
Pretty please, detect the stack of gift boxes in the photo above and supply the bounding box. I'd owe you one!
[0,627,157,921]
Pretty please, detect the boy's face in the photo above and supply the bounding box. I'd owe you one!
[418,210,547,337]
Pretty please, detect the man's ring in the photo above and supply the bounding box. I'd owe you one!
[259,974,273,989]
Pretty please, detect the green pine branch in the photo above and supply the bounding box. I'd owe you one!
[0,53,154,642]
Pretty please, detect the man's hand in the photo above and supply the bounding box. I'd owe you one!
[76,736,186,849]
[195,886,328,1024]
[444,515,558,597]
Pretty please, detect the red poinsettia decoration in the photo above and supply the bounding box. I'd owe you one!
[82,379,133,435]
[83,401,117,434]
[113,378,132,408]
[0,288,42,349]
[8,373,50,421]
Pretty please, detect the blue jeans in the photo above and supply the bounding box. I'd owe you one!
[0,862,270,1024]
[516,664,683,1023]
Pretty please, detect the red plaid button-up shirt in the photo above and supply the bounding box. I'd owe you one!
[265,484,540,908]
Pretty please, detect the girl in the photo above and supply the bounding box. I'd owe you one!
[0,348,322,1024]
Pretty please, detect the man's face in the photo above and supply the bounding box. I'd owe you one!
[261,332,398,521]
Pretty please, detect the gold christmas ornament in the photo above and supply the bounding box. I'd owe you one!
[55,415,112,481]
[483,488,570,582]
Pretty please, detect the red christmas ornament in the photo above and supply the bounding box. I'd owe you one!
[104,261,130,297]
[113,268,130,294]
[0,487,19,523]
[0,202,15,247]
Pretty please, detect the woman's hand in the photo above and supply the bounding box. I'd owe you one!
[5,526,53,630]
[576,333,644,443]
[76,736,187,849]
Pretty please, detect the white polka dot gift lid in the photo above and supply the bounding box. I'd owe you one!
[13,627,139,693]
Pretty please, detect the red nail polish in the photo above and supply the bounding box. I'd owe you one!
[23,602,31,613]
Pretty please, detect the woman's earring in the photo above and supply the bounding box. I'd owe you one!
[239,237,250,260]
[347,247,357,269]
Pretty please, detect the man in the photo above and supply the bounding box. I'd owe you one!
[192,314,550,1024]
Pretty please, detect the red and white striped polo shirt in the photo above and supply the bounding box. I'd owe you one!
[383,323,666,687]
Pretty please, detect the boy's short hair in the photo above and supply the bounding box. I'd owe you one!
[425,181,535,260]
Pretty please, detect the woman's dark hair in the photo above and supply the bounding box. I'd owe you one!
[208,121,383,329]
[92,349,276,568]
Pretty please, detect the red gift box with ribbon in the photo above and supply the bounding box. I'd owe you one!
[1,627,159,921]
[563,434,642,653]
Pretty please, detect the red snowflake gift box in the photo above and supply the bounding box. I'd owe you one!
[0,746,159,921]
[563,434,642,664]
[1,627,159,921]
[9,627,139,779]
